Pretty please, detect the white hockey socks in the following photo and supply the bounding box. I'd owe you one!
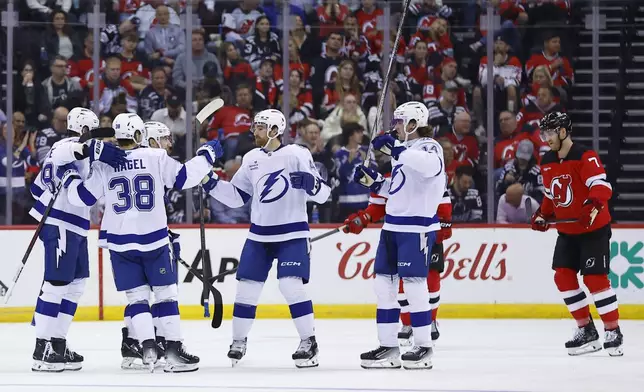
[152,284,181,341]
[35,282,67,340]
[375,274,400,347]
[279,277,315,339]
[125,286,155,343]
[52,278,85,339]
[124,305,136,338]
[402,277,432,347]
[232,279,264,340]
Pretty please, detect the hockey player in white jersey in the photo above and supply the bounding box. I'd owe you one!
[29,107,127,372]
[201,109,331,368]
[119,121,178,369]
[354,102,446,370]
[57,113,222,372]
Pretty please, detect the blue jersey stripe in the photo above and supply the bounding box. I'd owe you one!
[30,183,44,198]
[106,227,168,245]
[34,200,90,229]
[249,221,309,236]
[384,214,439,227]
[174,166,188,189]
[77,184,98,206]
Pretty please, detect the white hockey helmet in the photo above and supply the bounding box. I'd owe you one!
[143,121,171,147]
[392,101,429,141]
[67,107,99,135]
[112,113,145,144]
[252,109,286,136]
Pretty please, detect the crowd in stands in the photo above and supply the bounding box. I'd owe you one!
[0,0,576,225]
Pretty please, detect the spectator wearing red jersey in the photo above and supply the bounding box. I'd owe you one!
[355,0,383,33]
[253,58,279,111]
[473,36,522,128]
[493,110,535,169]
[119,32,150,93]
[405,40,443,100]
[317,0,350,38]
[362,21,407,64]
[437,111,479,168]
[525,32,574,89]
[143,5,185,72]
[221,42,255,91]
[423,58,467,108]
[280,69,314,138]
[322,60,362,117]
[438,137,464,187]
[274,38,311,88]
[522,65,561,108]
[68,32,100,88]
[517,87,562,159]
[342,14,371,68]
[88,56,138,114]
[523,0,570,26]
[409,16,453,58]
[207,83,254,160]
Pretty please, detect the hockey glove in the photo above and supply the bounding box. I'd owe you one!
[579,198,603,229]
[354,166,385,194]
[56,163,81,189]
[197,140,224,165]
[201,170,219,193]
[343,210,371,234]
[530,207,550,232]
[168,230,181,263]
[86,140,128,169]
[371,134,406,160]
[435,221,452,243]
[290,171,321,196]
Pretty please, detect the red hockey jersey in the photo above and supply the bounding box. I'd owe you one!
[540,144,612,235]
[442,130,479,167]
[207,105,252,139]
[525,52,574,87]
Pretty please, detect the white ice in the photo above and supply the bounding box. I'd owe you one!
[1,319,643,392]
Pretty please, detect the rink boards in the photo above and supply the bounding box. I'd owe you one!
[1,225,643,322]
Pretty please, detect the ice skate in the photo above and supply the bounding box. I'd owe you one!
[401,346,433,369]
[227,338,247,367]
[292,336,319,368]
[32,338,65,372]
[397,325,413,347]
[120,327,145,370]
[566,322,601,356]
[60,339,83,371]
[164,341,199,373]
[431,321,440,341]
[360,346,401,369]
[603,327,623,357]
[155,335,167,368]
[141,339,158,373]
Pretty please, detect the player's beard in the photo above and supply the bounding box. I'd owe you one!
[254,134,267,148]
[549,137,562,152]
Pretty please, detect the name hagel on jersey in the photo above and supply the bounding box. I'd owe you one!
[66,147,211,252]
[376,137,446,233]
[209,144,331,242]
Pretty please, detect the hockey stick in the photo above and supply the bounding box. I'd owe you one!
[177,258,229,329]
[363,0,413,167]
[195,97,225,327]
[310,226,346,243]
[524,197,533,224]
[4,185,61,304]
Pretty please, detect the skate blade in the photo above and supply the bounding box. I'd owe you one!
[65,362,83,371]
[32,361,65,373]
[121,358,146,370]
[360,358,402,369]
[567,341,602,356]
[164,363,199,373]
[402,358,433,370]
[398,337,413,347]
[606,346,624,357]
[294,354,319,368]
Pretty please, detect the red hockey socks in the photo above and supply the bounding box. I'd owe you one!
[428,270,440,322]
[398,279,411,326]
[584,274,620,330]
[554,268,591,327]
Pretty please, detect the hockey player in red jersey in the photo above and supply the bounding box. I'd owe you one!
[342,135,453,347]
[530,112,623,357]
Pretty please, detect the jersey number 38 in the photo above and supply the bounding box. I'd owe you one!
[109,175,155,213]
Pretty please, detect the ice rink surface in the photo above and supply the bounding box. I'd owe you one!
[1,319,642,392]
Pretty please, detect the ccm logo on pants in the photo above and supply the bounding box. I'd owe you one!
[280,262,302,266]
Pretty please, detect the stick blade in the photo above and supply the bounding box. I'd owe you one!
[196,98,224,124]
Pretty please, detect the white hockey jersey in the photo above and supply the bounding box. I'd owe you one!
[66,148,211,253]
[29,137,91,237]
[209,144,331,242]
[376,137,446,233]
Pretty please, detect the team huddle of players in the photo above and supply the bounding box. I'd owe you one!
[27,102,623,374]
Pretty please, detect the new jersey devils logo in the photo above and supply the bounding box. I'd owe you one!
[551,174,573,207]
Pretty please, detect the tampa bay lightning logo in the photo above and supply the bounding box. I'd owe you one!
[389,164,406,195]
[259,169,289,203]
